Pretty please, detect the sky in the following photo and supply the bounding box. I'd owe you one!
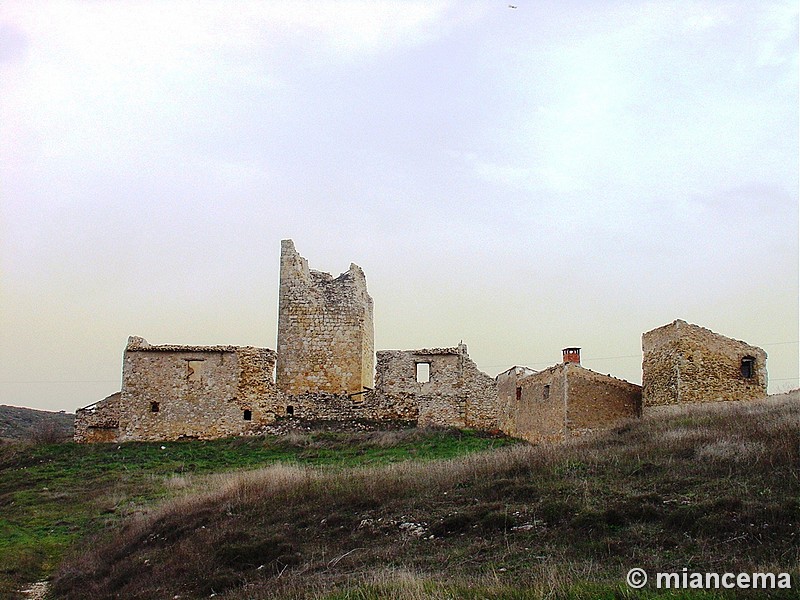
[1,0,797,413]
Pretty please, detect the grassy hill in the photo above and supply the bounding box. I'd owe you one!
[0,405,74,443]
[0,428,517,598]
[37,394,799,599]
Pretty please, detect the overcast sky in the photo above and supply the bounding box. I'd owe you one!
[1,1,797,413]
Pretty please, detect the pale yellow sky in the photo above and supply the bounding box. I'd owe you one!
[1,1,797,411]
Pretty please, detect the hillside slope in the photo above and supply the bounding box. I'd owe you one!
[51,395,799,599]
[0,405,73,442]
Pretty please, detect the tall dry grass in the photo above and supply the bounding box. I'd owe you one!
[51,395,799,599]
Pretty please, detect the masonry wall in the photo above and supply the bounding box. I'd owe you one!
[74,392,121,443]
[501,363,642,444]
[374,344,499,429]
[276,240,374,396]
[565,366,642,435]
[272,390,418,424]
[642,320,767,406]
[114,337,277,442]
[503,366,567,443]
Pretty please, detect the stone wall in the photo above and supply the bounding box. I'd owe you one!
[74,392,121,443]
[501,365,567,443]
[642,320,767,406]
[374,344,499,429]
[114,337,277,441]
[500,362,641,444]
[276,240,374,396]
[565,366,642,435]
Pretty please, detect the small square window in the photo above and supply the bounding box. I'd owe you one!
[741,357,756,379]
[286,405,294,416]
[416,362,431,383]
[150,402,160,413]
[243,409,252,421]
[543,385,550,400]
[515,386,522,401]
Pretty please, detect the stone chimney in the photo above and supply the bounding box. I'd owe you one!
[562,347,581,365]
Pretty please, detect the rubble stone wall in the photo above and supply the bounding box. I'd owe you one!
[565,365,642,435]
[503,366,567,443]
[74,392,121,443]
[114,337,277,441]
[501,363,642,443]
[374,344,499,429]
[276,240,374,396]
[642,320,767,406]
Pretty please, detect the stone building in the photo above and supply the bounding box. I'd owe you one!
[75,242,770,444]
[499,349,642,444]
[642,319,768,406]
[276,239,374,396]
[75,337,276,443]
[374,344,499,430]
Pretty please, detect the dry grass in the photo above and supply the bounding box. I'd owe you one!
[51,396,799,599]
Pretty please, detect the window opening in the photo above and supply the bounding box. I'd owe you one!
[187,360,204,382]
[416,362,431,383]
[150,401,160,413]
[286,405,294,416]
[741,357,756,379]
[543,385,550,400]
[243,409,252,421]
[515,386,522,401]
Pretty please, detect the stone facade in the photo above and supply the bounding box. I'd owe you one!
[276,239,374,396]
[642,320,768,406]
[374,344,500,429]
[76,337,278,442]
[499,355,642,444]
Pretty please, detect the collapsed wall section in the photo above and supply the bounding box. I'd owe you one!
[642,320,767,406]
[74,392,121,443]
[276,240,374,396]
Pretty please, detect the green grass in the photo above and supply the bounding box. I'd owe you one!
[0,428,516,598]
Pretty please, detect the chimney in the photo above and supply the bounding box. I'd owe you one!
[562,347,581,365]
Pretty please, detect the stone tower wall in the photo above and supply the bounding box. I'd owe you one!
[276,240,374,395]
[642,320,767,406]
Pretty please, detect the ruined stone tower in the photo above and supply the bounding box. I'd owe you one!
[276,240,374,395]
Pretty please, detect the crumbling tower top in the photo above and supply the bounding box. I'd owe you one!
[276,240,374,395]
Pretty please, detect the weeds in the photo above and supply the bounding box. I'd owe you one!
[0,428,516,598]
[48,396,800,599]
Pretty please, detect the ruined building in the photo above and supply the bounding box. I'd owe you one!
[642,319,767,406]
[75,243,768,444]
[75,339,276,443]
[498,348,642,444]
[277,239,374,396]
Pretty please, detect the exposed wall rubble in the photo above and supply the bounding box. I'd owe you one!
[74,392,121,443]
[642,320,767,406]
[375,343,499,429]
